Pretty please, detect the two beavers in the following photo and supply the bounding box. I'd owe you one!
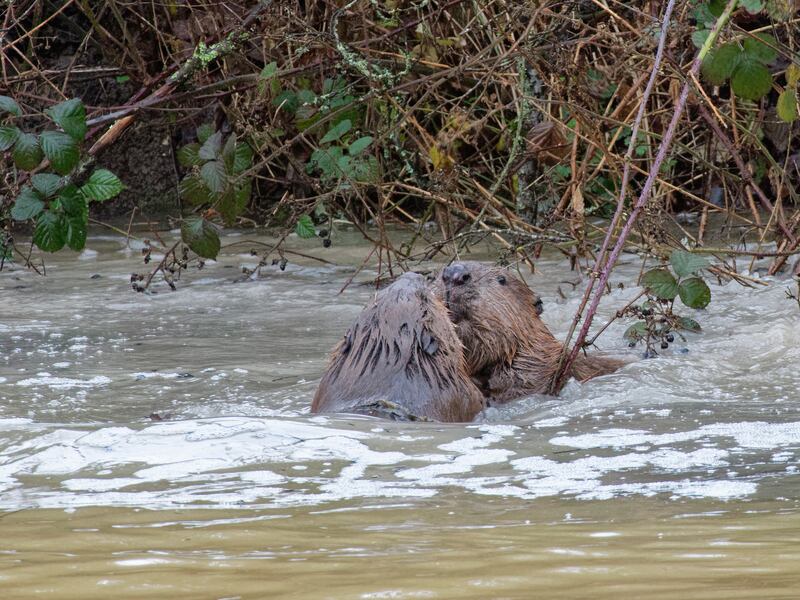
[311,273,485,422]
[313,263,622,421]
[435,261,623,402]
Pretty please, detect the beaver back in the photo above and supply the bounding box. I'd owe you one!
[312,273,485,422]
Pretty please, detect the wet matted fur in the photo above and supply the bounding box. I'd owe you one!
[312,273,485,422]
[434,261,624,402]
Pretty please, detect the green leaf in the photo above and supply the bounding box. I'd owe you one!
[200,160,228,193]
[337,154,352,178]
[297,88,315,105]
[181,216,220,259]
[743,33,778,64]
[348,136,373,156]
[307,146,344,178]
[31,173,64,198]
[11,187,45,221]
[40,131,79,175]
[259,61,277,80]
[0,125,20,151]
[81,169,125,202]
[787,63,800,87]
[222,133,237,172]
[669,250,710,278]
[731,58,773,100]
[57,184,87,217]
[0,95,22,116]
[177,143,202,167]
[80,169,124,201]
[258,61,278,93]
[623,321,648,341]
[33,211,67,252]
[352,156,380,183]
[708,0,726,16]
[198,131,223,160]
[45,98,87,141]
[693,2,717,26]
[217,182,250,226]
[235,179,252,209]
[272,90,298,113]
[678,316,702,333]
[641,269,679,300]
[178,174,212,205]
[740,0,764,13]
[65,212,87,251]
[678,277,711,309]
[691,29,710,49]
[197,123,214,144]
[701,43,742,85]
[12,132,43,170]
[777,89,798,123]
[320,119,351,144]
[233,142,253,173]
[295,214,316,238]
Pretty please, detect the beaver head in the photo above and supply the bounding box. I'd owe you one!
[312,272,485,422]
[435,261,624,400]
[433,261,550,376]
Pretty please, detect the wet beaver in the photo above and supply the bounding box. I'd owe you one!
[435,261,623,402]
[311,272,485,422]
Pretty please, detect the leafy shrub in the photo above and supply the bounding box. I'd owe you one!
[624,250,711,355]
[1,96,124,254]
[176,124,254,258]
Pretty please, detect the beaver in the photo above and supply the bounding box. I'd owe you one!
[311,272,485,422]
[434,261,623,402]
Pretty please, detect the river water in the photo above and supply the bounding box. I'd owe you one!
[1,227,799,598]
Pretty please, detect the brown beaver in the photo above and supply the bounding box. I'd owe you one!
[311,272,485,422]
[434,261,623,402]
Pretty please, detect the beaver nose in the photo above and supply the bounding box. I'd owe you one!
[442,264,471,286]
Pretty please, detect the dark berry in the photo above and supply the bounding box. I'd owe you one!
[323,238,332,248]
[661,341,669,349]
[628,341,636,348]
[666,334,674,342]
[641,308,651,316]
[318,229,328,238]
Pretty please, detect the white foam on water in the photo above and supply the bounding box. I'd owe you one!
[551,421,800,451]
[0,415,793,510]
[15,375,111,389]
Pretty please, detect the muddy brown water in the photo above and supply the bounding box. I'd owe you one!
[1,228,799,598]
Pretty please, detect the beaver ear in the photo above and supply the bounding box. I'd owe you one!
[533,295,544,315]
[420,330,439,355]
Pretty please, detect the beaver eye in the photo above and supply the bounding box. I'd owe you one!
[497,276,507,285]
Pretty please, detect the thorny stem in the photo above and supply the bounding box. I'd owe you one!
[551,0,739,393]
[552,0,678,388]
